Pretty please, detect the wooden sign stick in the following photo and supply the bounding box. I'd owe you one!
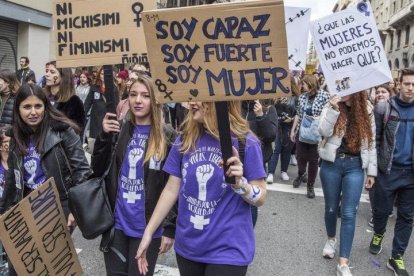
[103,65,116,114]
[215,101,235,184]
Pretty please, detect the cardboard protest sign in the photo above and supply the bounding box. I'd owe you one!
[142,0,290,103]
[285,6,311,71]
[53,0,156,68]
[310,1,392,96]
[0,178,82,275]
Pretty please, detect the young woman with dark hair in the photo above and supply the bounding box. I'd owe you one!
[0,84,91,276]
[0,69,20,126]
[267,76,299,183]
[318,91,376,276]
[136,100,267,276]
[92,74,176,276]
[44,61,86,130]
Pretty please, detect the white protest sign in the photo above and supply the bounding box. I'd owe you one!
[310,1,392,96]
[285,7,311,71]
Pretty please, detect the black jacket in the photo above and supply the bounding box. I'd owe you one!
[55,95,86,131]
[242,101,278,162]
[84,85,119,138]
[0,94,15,126]
[375,96,414,174]
[16,67,36,84]
[0,123,92,214]
[92,121,177,250]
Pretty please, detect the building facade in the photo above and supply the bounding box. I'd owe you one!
[0,0,53,79]
[371,0,414,71]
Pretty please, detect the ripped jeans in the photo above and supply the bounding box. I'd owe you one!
[320,156,364,258]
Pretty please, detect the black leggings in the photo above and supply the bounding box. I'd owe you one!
[104,229,161,276]
[176,253,248,276]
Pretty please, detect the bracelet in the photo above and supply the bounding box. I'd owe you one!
[246,185,262,203]
[231,177,248,195]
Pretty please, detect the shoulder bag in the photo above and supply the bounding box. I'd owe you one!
[68,139,118,240]
[298,94,321,145]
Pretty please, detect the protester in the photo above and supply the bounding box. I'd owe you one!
[290,74,330,198]
[242,99,277,226]
[116,70,145,121]
[0,127,9,200]
[267,76,299,183]
[369,68,414,276]
[0,128,9,273]
[318,92,376,276]
[44,61,86,130]
[0,84,91,275]
[16,56,36,84]
[116,69,129,100]
[0,69,20,126]
[92,74,176,276]
[136,101,267,276]
[389,78,399,95]
[76,70,92,104]
[84,67,118,139]
[374,84,394,105]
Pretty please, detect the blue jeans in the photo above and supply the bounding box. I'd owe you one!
[320,157,364,258]
[373,166,414,258]
[268,126,293,174]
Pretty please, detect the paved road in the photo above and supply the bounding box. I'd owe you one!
[74,156,412,275]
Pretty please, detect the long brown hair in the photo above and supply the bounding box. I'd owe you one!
[44,61,74,102]
[302,74,320,96]
[180,101,251,153]
[0,69,20,95]
[333,91,373,153]
[127,75,167,163]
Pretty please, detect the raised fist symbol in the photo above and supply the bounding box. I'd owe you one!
[196,164,214,185]
[128,148,144,179]
[24,159,37,184]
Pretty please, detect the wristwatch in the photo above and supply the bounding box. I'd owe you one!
[231,177,249,195]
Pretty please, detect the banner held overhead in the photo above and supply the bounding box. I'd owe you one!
[52,0,155,67]
[310,1,392,96]
[142,0,290,103]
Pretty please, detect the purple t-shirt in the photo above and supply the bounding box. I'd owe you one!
[114,125,163,238]
[163,132,266,265]
[0,162,5,198]
[23,142,46,190]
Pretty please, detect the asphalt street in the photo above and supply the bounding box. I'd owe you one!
[73,159,413,275]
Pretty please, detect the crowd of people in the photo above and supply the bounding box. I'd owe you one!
[0,55,412,276]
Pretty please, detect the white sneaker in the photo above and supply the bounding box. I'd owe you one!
[336,264,352,276]
[266,173,274,184]
[290,155,297,166]
[281,172,289,181]
[323,239,336,259]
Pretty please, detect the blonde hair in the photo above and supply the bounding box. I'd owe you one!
[180,101,251,152]
[128,75,167,163]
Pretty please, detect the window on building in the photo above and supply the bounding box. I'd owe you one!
[400,0,404,8]
[395,58,400,69]
[405,25,410,45]
[397,29,401,48]
[388,60,392,70]
[390,32,394,50]
[393,1,396,13]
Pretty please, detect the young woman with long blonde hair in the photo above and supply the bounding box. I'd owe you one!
[136,101,267,276]
[92,74,176,276]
